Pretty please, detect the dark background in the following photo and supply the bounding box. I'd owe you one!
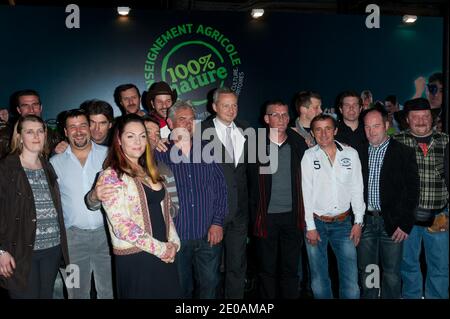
[0,5,443,127]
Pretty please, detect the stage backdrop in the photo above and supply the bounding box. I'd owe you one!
[0,5,443,127]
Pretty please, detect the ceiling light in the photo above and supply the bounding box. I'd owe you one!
[251,9,264,19]
[402,15,417,24]
[117,6,130,16]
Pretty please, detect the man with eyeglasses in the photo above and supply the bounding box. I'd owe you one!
[15,91,42,117]
[335,91,368,149]
[12,89,63,157]
[249,100,308,298]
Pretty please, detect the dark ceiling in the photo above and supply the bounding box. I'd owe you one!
[0,0,449,16]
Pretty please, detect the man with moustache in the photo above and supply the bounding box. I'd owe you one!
[50,109,113,299]
[394,98,449,299]
[114,83,146,117]
[145,81,178,139]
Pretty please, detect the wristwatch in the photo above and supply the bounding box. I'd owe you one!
[0,249,6,256]
[354,222,364,227]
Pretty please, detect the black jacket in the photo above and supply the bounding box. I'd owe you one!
[0,154,69,291]
[336,120,367,149]
[357,139,420,236]
[249,128,308,238]
[200,118,250,225]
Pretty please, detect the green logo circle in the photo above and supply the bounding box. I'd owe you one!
[161,41,226,106]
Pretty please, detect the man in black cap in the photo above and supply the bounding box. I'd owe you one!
[145,81,178,139]
[394,97,449,299]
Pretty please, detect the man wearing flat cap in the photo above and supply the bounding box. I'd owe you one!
[146,81,178,139]
[394,97,449,299]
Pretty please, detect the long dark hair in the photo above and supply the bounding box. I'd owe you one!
[103,114,161,183]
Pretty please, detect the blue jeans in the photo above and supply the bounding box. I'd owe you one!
[177,238,222,299]
[305,215,360,299]
[401,217,449,299]
[357,215,403,299]
[9,245,62,299]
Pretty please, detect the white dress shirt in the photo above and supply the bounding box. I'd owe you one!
[50,142,107,230]
[301,141,365,231]
[213,118,246,166]
[160,125,171,139]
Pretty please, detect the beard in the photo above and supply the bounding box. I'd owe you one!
[73,136,89,148]
[157,109,167,118]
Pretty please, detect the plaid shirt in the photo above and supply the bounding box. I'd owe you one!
[368,138,390,210]
[394,130,449,210]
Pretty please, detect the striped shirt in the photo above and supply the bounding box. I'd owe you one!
[394,130,449,209]
[155,141,228,240]
[368,138,390,210]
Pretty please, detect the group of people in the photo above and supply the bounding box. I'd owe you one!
[0,76,448,300]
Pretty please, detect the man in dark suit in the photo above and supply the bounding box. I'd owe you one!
[357,105,420,298]
[200,87,250,299]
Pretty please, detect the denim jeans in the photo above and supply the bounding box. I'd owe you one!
[176,238,222,299]
[401,218,449,299]
[65,226,113,299]
[357,215,403,299]
[9,245,62,299]
[305,215,360,299]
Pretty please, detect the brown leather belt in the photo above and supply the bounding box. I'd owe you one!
[313,210,350,223]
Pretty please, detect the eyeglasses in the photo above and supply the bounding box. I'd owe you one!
[267,112,289,120]
[427,84,443,95]
[19,102,41,110]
